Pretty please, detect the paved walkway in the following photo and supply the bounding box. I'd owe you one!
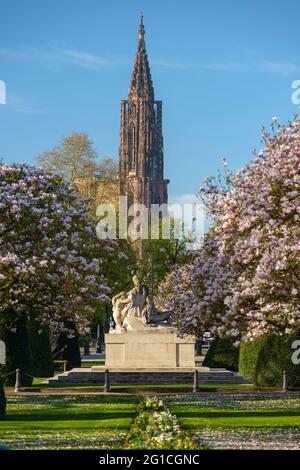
[81,353,105,361]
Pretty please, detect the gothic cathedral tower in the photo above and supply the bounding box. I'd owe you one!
[119,15,169,210]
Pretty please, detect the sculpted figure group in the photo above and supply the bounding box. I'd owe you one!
[112,275,173,331]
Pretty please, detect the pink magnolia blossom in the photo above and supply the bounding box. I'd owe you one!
[159,118,300,341]
[0,163,124,336]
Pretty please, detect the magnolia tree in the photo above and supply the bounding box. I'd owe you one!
[157,235,234,337]
[0,163,126,337]
[159,118,300,343]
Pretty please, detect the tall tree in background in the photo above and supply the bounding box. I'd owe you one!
[92,158,119,207]
[37,132,119,209]
[140,219,190,294]
[37,132,97,182]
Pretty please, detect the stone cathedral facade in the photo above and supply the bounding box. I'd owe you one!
[119,16,169,210]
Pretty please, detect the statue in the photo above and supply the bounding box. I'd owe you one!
[111,275,173,331]
[111,291,129,331]
[121,275,148,319]
[144,299,173,327]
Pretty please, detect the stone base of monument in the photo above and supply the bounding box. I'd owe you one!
[45,319,252,386]
[45,366,252,385]
[105,318,195,369]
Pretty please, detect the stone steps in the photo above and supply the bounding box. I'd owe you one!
[45,367,251,386]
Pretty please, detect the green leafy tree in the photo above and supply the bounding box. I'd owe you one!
[28,319,54,377]
[0,317,33,386]
[139,219,190,293]
[203,337,239,371]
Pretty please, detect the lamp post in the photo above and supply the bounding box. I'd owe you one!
[193,369,200,393]
[104,369,110,393]
[283,369,287,392]
[96,323,102,354]
[14,368,21,393]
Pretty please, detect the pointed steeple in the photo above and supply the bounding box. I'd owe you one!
[129,14,154,99]
[138,12,145,41]
[119,15,169,212]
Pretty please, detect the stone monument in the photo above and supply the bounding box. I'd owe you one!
[46,278,250,385]
[105,275,195,369]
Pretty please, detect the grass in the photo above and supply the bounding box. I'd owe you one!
[2,389,299,450]
[167,394,300,449]
[80,361,105,368]
[168,394,300,430]
[0,395,138,449]
[173,407,300,429]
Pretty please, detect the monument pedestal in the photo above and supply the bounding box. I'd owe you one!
[105,319,195,369]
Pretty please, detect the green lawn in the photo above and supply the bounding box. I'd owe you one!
[168,394,300,429]
[173,407,300,428]
[0,395,138,449]
[167,394,300,449]
[80,361,105,368]
[1,392,300,450]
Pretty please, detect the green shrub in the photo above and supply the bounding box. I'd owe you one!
[239,332,300,387]
[203,337,239,371]
[239,336,266,382]
[0,377,6,419]
[28,319,54,378]
[0,318,33,387]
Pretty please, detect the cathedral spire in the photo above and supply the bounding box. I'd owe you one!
[138,12,145,41]
[129,15,154,98]
[119,16,169,211]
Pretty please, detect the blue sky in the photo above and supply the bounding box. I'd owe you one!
[1,0,300,201]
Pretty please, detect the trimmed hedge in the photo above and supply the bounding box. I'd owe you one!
[29,319,54,378]
[0,318,33,387]
[239,332,300,387]
[239,336,266,383]
[0,378,6,419]
[203,337,239,371]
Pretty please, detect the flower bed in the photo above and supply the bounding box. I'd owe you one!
[125,396,200,449]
